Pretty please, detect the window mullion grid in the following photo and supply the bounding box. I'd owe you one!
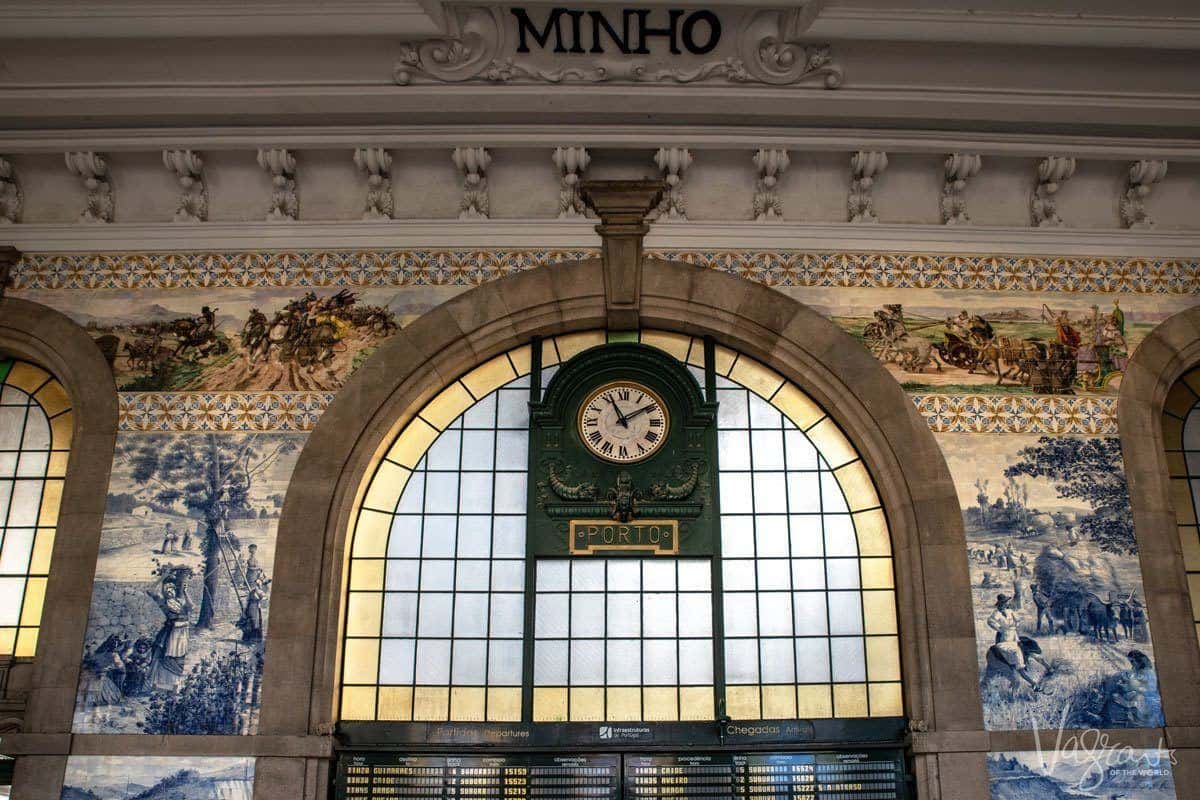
[405,465,430,721]
[481,399,499,721]
[566,560,574,720]
[7,395,33,647]
[780,399,799,717]
[602,558,609,720]
[746,388,765,719]
[443,418,466,721]
[818,450,835,718]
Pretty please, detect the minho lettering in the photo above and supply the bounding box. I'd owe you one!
[511,7,721,56]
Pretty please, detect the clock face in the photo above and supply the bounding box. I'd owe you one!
[578,381,670,463]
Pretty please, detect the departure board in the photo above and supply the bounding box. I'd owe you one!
[335,753,621,799]
[624,751,906,800]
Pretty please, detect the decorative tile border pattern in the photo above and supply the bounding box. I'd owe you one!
[117,391,1118,435]
[13,249,1200,294]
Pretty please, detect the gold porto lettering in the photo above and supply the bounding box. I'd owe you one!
[568,519,679,554]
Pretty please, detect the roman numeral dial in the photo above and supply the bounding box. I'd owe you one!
[577,381,669,463]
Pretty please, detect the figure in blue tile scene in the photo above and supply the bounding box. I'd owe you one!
[148,566,193,689]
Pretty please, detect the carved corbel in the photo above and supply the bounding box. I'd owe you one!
[753,148,789,221]
[1120,159,1168,229]
[453,147,491,219]
[353,147,394,220]
[0,157,21,224]
[654,147,693,220]
[162,149,208,222]
[257,148,298,222]
[1031,156,1075,228]
[65,151,114,223]
[737,6,843,88]
[848,151,887,223]
[0,246,19,299]
[553,147,591,219]
[940,153,981,225]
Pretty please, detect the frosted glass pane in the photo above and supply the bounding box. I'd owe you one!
[0,577,23,625]
[607,594,641,637]
[462,392,497,428]
[421,516,456,558]
[379,639,415,684]
[643,593,677,637]
[722,560,756,591]
[722,594,758,637]
[418,594,453,636]
[491,560,525,592]
[0,386,27,405]
[784,429,819,470]
[537,560,569,591]
[821,472,849,513]
[420,560,454,590]
[423,473,459,514]
[425,429,461,470]
[0,407,25,449]
[490,594,524,637]
[758,593,794,636]
[755,515,789,557]
[824,515,857,557]
[717,389,749,428]
[493,473,527,514]
[0,452,16,478]
[415,639,451,684]
[795,638,831,682]
[760,638,795,683]
[570,640,605,684]
[830,637,866,681]
[753,473,787,513]
[16,451,49,478]
[643,560,675,591]
[787,472,821,514]
[7,480,41,527]
[492,516,525,557]
[489,639,523,684]
[793,592,828,636]
[826,559,861,589]
[460,430,495,470]
[679,639,714,684]
[385,560,420,591]
[678,594,712,637]
[539,364,559,389]
[387,516,422,558]
[571,560,604,591]
[606,640,640,685]
[452,640,487,684]
[748,394,782,428]
[381,592,417,636]
[724,639,759,684]
[828,592,864,635]
[720,473,753,514]
[453,593,489,637]
[20,410,49,450]
[718,430,751,470]
[497,390,529,428]
[789,515,824,557]
[678,560,711,590]
[458,473,493,514]
[643,640,678,685]
[607,560,641,591]
[757,560,791,591]
[495,431,528,470]
[456,517,491,558]
[721,516,755,557]
[395,475,425,514]
[751,430,785,470]
[535,640,568,684]
[571,593,604,637]
[0,483,9,528]
[792,559,826,590]
[536,593,569,637]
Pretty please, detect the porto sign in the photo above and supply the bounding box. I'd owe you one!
[512,7,721,55]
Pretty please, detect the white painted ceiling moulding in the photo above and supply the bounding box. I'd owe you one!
[4,220,1200,258]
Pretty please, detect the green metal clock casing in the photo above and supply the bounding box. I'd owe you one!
[526,341,720,557]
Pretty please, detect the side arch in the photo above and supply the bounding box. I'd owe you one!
[262,258,977,742]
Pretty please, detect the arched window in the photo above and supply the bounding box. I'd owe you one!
[1162,368,1200,647]
[338,332,900,722]
[0,358,72,658]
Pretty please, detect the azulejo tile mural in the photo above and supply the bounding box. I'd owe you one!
[61,756,254,799]
[72,431,304,735]
[939,433,1163,732]
[987,750,1176,800]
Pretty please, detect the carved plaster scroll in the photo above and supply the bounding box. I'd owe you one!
[64,151,114,224]
[737,7,842,88]
[753,148,789,222]
[1031,156,1075,228]
[654,147,693,221]
[940,153,981,225]
[0,158,20,224]
[162,149,208,223]
[354,147,394,220]
[579,179,666,331]
[257,148,298,222]
[553,147,591,219]
[453,146,491,219]
[1120,159,1168,229]
[848,151,887,223]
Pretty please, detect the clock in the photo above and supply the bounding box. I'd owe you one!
[577,381,669,463]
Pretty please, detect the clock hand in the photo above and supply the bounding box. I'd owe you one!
[606,395,629,427]
[624,404,658,422]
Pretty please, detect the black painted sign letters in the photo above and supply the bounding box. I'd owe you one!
[512,7,721,56]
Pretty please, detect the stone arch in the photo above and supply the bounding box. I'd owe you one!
[263,255,978,764]
[0,297,118,735]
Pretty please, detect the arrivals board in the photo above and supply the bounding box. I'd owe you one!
[335,752,621,799]
[624,751,906,799]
